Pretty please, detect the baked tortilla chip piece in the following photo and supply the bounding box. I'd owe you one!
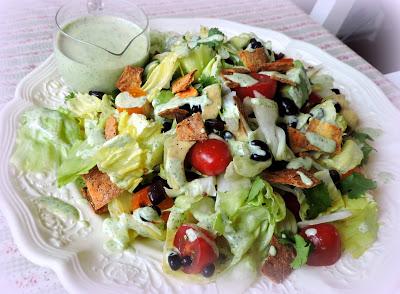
[82,166,125,211]
[116,66,144,92]
[176,86,198,98]
[268,73,296,86]
[259,58,294,73]
[158,107,189,121]
[104,115,118,140]
[81,187,109,214]
[232,95,251,140]
[261,236,296,283]
[221,67,251,75]
[263,168,320,188]
[176,112,208,141]
[307,119,342,153]
[287,127,319,153]
[239,48,269,72]
[224,80,240,89]
[172,70,197,93]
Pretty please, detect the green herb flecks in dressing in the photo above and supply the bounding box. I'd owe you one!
[55,16,149,93]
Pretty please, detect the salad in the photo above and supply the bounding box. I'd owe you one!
[11,27,379,286]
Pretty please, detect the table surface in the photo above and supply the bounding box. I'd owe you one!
[0,0,399,292]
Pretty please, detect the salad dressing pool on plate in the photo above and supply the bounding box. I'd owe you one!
[55,15,149,93]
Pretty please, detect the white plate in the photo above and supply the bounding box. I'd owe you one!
[1,18,400,294]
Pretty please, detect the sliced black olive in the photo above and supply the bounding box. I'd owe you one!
[225,58,234,65]
[181,256,192,267]
[88,90,105,99]
[249,38,263,49]
[289,119,298,128]
[185,170,201,182]
[168,252,182,271]
[191,105,202,114]
[205,119,225,134]
[148,181,167,205]
[334,102,342,113]
[268,160,288,171]
[151,205,161,216]
[162,120,172,133]
[202,263,215,277]
[274,52,285,60]
[249,140,272,162]
[179,103,191,112]
[277,98,299,116]
[331,88,341,94]
[329,169,341,187]
[222,130,234,140]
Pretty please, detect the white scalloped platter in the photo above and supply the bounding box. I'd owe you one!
[1,18,400,294]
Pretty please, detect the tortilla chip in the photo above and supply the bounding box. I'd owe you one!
[104,115,118,140]
[116,66,143,92]
[172,70,197,93]
[239,48,269,72]
[287,127,319,154]
[176,86,198,98]
[307,119,342,153]
[268,74,296,86]
[259,58,294,72]
[176,112,208,141]
[261,236,295,283]
[82,167,124,211]
[263,168,320,188]
[221,67,251,75]
[81,187,109,214]
[158,107,189,120]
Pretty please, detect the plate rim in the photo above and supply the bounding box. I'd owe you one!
[0,17,400,294]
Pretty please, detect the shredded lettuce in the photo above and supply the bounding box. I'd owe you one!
[66,93,114,120]
[11,107,82,172]
[178,45,214,80]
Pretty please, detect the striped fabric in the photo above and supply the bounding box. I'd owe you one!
[0,0,399,292]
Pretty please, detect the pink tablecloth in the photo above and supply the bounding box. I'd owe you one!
[0,0,399,293]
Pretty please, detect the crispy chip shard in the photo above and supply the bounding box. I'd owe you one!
[82,166,124,211]
[287,127,319,153]
[104,115,118,140]
[239,48,269,72]
[116,66,144,92]
[81,187,109,214]
[158,107,189,120]
[268,74,296,86]
[259,58,294,72]
[221,67,251,75]
[261,236,296,283]
[263,168,320,188]
[172,70,197,93]
[176,112,208,141]
[307,119,342,153]
[176,86,198,98]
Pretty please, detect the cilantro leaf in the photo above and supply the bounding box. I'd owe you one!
[198,75,218,88]
[352,131,376,165]
[208,27,224,37]
[65,92,76,100]
[304,183,332,219]
[290,234,311,269]
[340,173,377,199]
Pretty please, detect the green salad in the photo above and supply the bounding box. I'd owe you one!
[12,27,378,286]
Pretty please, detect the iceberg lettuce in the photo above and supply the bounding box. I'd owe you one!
[66,93,115,120]
[11,107,82,172]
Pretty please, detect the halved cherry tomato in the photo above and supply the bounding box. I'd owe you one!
[301,92,322,112]
[173,224,218,274]
[300,223,341,266]
[189,139,232,176]
[234,73,277,100]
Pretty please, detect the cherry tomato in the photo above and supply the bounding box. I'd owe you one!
[234,73,277,100]
[308,92,322,105]
[174,224,218,274]
[189,139,232,176]
[300,223,341,266]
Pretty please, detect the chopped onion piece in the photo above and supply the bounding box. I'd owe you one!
[297,210,352,228]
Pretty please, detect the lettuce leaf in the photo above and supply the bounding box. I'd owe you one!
[178,45,214,80]
[247,98,294,161]
[11,107,82,172]
[334,195,379,258]
[66,93,114,120]
[321,139,363,173]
